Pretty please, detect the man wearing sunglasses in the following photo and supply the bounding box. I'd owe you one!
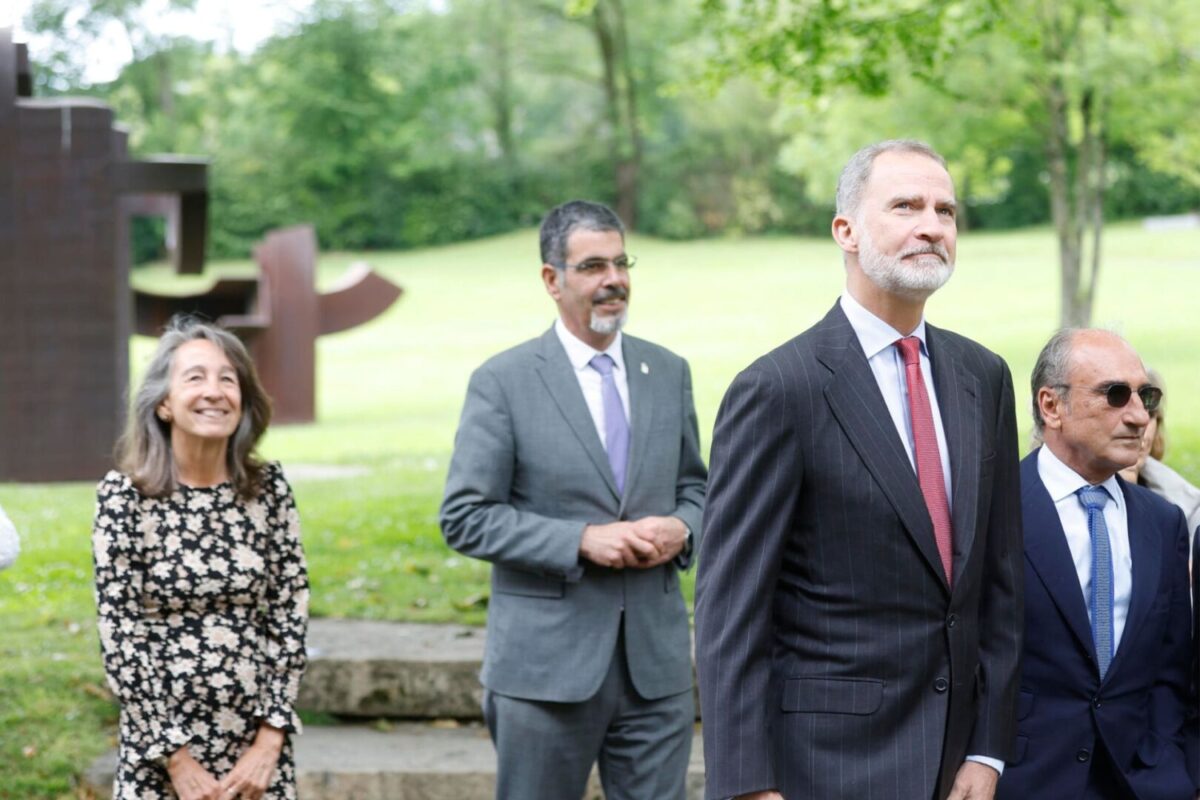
[997,328,1197,800]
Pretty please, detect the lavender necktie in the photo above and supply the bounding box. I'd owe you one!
[590,354,629,494]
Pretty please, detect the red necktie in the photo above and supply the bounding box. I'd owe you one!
[895,337,953,586]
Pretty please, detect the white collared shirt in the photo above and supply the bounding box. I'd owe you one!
[1037,445,1133,651]
[839,292,953,505]
[554,318,631,448]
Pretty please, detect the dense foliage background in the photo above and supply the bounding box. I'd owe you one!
[23,0,1200,262]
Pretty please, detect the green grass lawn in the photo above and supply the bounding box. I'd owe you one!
[1,222,1198,797]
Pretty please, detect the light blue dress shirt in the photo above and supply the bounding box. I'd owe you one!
[1037,445,1133,651]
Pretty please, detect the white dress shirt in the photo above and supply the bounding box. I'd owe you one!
[1037,445,1134,652]
[554,318,631,447]
[841,293,1002,774]
[0,503,19,571]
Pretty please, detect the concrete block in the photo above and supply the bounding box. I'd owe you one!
[82,723,707,800]
[300,619,702,721]
[300,618,486,719]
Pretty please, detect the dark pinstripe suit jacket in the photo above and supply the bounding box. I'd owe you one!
[695,302,1024,800]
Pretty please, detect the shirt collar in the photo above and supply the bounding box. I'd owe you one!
[554,317,625,374]
[1037,444,1125,511]
[839,291,929,361]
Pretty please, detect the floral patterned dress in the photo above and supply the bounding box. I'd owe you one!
[92,462,309,800]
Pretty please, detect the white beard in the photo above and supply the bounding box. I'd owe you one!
[857,226,954,301]
[590,309,627,335]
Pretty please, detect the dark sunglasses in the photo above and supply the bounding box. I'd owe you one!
[1059,382,1162,413]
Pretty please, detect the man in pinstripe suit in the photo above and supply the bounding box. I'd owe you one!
[695,140,1024,800]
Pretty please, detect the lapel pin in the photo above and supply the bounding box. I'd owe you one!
[640,362,649,374]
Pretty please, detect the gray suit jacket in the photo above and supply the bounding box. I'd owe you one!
[441,326,707,703]
[695,302,1023,800]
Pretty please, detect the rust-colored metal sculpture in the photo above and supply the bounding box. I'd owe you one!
[122,159,208,275]
[135,225,402,423]
[0,31,400,479]
[0,28,208,481]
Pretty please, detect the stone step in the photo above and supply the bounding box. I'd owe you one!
[299,618,487,718]
[300,618,700,720]
[83,723,707,800]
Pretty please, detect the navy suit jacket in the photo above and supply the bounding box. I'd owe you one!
[997,450,1196,800]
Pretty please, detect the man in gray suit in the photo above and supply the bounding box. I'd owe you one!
[695,140,1024,800]
[441,199,707,800]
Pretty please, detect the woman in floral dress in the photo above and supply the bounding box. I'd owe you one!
[92,316,308,800]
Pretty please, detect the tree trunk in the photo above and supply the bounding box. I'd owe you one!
[1036,1,1113,329]
[1082,12,1112,323]
[486,0,517,169]
[1076,87,1104,323]
[1087,127,1106,315]
[1045,74,1086,328]
[591,0,640,228]
[610,0,641,230]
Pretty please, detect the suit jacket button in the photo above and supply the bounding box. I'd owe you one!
[946,614,958,628]
[1092,697,1101,709]
[933,677,949,693]
[1076,748,1091,762]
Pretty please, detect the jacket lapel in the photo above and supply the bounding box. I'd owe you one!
[926,326,983,588]
[816,303,950,595]
[534,327,620,500]
[621,337,655,511]
[1107,477,1160,678]
[1021,451,1096,660]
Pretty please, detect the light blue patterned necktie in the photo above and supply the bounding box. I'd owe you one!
[1076,485,1114,679]
[589,354,629,495]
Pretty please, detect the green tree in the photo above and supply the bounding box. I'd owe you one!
[702,0,1200,327]
[25,0,197,94]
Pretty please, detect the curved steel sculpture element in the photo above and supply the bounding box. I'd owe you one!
[135,224,403,423]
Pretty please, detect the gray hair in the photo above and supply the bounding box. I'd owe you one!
[1029,327,1095,436]
[835,139,949,218]
[539,200,625,268]
[116,315,273,500]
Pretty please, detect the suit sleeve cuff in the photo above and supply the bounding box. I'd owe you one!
[671,521,694,570]
[965,754,1005,776]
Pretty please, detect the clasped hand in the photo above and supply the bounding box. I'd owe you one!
[166,725,284,800]
[580,516,686,569]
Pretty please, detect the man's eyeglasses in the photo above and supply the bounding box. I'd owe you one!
[560,255,636,275]
[1056,382,1162,413]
